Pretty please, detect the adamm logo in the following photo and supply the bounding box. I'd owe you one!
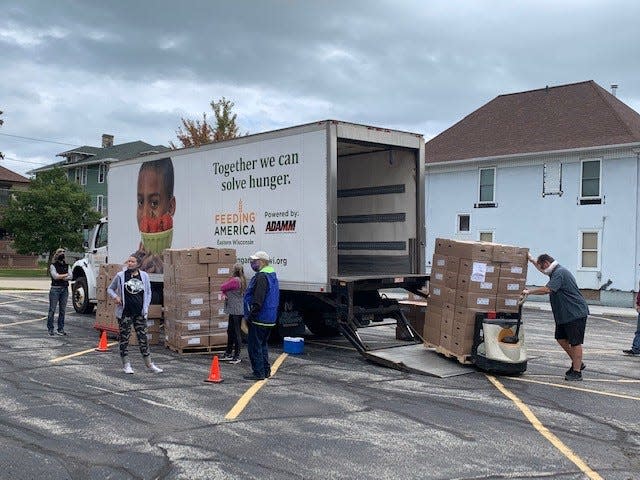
[214,200,256,235]
[265,220,296,233]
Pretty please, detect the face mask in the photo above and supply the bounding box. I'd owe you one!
[542,261,557,275]
[250,260,260,272]
[58,255,65,261]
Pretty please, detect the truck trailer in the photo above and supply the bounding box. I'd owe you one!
[73,120,429,365]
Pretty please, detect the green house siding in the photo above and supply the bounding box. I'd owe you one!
[65,164,108,214]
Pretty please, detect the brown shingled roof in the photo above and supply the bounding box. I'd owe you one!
[425,80,640,164]
[0,165,30,184]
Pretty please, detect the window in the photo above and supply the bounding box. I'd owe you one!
[96,195,104,214]
[75,166,87,185]
[477,167,496,207]
[457,214,470,232]
[580,231,599,269]
[96,221,108,249]
[580,159,601,204]
[479,231,493,242]
[98,164,107,183]
[543,162,563,196]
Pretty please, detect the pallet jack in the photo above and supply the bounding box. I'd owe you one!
[471,298,527,375]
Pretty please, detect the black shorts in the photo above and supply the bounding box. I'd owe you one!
[555,317,587,346]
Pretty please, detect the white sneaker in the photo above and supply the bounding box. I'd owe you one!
[148,362,163,373]
[123,362,134,374]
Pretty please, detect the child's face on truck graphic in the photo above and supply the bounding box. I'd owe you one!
[137,165,176,233]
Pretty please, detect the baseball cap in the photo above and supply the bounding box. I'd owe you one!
[249,251,270,261]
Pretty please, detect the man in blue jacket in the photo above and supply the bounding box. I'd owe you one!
[243,251,279,380]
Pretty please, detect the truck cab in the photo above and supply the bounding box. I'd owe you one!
[71,217,108,313]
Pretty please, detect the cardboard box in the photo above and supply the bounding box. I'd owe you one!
[423,312,441,345]
[169,318,210,335]
[457,259,499,282]
[147,304,163,319]
[173,264,209,281]
[428,285,456,306]
[429,267,458,289]
[492,245,529,264]
[453,307,485,328]
[172,248,200,265]
[434,237,456,256]
[439,331,452,351]
[167,334,208,349]
[165,306,211,322]
[449,335,474,355]
[496,295,521,313]
[455,292,497,310]
[207,263,235,279]
[497,278,525,296]
[208,332,227,348]
[431,254,460,273]
[499,263,528,279]
[218,249,237,264]
[450,241,493,261]
[198,247,219,264]
[456,276,497,294]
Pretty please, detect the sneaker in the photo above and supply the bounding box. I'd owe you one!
[565,363,586,376]
[123,363,134,374]
[48,330,54,336]
[220,354,234,361]
[56,330,67,336]
[242,373,265,381]
[622,349,640,356]
[147,362,163,373]
[565,369,582,381]
[228,358,241,364]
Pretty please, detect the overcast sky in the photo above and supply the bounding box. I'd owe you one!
[1,0,639,176]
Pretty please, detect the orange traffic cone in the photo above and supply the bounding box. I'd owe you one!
[95,330,109,352]
[204,355,224,383]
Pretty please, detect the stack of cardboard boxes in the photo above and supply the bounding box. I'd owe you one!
[163,247,237,352]
[424,238,528,358]
[94,263,164,343]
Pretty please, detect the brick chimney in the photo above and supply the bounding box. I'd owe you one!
[102,134,114,148]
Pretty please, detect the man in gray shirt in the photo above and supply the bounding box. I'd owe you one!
[523,253,590,381]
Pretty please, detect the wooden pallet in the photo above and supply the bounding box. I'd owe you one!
[165,343,226,355]
[425,342,473,365]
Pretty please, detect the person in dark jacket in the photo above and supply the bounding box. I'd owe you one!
[622,284,640,356]
[523,253,590,381]
[47,248,72,336]
[243,251,279,380]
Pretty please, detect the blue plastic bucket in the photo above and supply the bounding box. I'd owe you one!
[283,336,304,355]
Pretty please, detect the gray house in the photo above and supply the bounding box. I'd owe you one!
[29,134,170,215]
[424,80,640,306]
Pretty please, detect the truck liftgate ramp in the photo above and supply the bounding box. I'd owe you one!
[319,275,475,378]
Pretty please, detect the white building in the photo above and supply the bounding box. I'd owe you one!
[424,81,640,306]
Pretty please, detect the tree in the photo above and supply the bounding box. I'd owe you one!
[0,168,101,263]
[170,97,241,149]
[211,97,239,142]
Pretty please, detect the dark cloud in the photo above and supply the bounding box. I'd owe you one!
[1,0,639,176]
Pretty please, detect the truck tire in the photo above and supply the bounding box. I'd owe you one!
[304,310,340,337]
[72,277,94,314]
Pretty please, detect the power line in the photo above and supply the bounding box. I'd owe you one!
[0,132,79,147]
[0,155,50,166]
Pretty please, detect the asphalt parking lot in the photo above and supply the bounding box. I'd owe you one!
[1,289,639,480]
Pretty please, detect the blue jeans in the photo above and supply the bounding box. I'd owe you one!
[47,286,68,332]
[632,313,640,353]
[247,322,272,378]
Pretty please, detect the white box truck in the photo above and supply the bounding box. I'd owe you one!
[74,120,428,364]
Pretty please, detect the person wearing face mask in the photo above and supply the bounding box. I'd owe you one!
[242,251,280,381]
[47,248,72,336]
[107,253,163,374]
[523,253,589,381]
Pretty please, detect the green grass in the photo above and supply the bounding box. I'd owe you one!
[0,268,48,277]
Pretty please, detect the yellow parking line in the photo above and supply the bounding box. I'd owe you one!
[487,375,603,480]
[508,376,640,400]
[588,315,629,326]
[0,316,46,327]
[225,353,288,420]
[50,342,119,363]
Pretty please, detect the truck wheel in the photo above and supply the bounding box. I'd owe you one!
[304,311,340,337]
[72,277,94,314]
